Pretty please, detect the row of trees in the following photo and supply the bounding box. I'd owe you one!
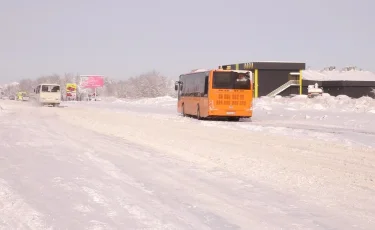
[1,71,177,99]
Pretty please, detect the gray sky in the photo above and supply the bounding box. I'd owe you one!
[0,0,373,83]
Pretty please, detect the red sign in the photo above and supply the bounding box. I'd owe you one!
[80,76,104,88]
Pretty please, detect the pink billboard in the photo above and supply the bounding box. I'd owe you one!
[80,75,104,88]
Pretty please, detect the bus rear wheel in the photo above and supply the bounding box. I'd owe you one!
[196,105,202,120]
[182,104,186,117]
[228,117,240,122]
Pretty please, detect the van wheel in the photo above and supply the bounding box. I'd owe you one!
[196,105,201,120]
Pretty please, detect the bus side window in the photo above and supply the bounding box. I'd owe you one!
[204,75,208,96]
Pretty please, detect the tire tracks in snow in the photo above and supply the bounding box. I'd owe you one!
[0,179,51,230]
[57,105,375,229]
[1,101,375,229]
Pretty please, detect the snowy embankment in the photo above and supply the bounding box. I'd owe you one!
[252,95,375,147]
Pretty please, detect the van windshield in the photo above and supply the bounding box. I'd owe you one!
[42,85,60,92]
[212,71,251,89]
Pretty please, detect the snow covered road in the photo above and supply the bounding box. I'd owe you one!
[1,99,375,229]
[67,95,375,148]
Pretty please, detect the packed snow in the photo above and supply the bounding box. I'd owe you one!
[1,95,375,229]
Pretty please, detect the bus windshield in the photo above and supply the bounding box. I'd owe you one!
[212,71,251,90]
[41,85,60,92]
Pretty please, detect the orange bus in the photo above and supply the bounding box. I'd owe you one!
[174,69,253,121]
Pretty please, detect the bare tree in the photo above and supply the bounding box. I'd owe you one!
[2,70,176,99]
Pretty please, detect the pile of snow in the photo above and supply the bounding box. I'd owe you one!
[256,95,375,113]
[303,69,375,81]
[106,94,375,114]
[95,96,119,102]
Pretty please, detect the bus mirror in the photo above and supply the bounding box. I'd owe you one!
[174,84,178,91]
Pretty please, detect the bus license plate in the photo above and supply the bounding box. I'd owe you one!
[226,112,235,115]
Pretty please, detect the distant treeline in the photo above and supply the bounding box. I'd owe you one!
[2,71,177,98]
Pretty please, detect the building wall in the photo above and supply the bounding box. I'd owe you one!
[220,62,375,98]
[271,80,375,99]
[278,85,299,96]
[221,62,306,71]
[247,62,305,70]
[258,69,300,96]
[317,86,375,98]
[219,62,306,97]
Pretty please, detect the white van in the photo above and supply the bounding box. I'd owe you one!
[34,83,61,107]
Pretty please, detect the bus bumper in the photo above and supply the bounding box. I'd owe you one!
[208,109,252,118]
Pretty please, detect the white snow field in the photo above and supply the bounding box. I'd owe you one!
[1,95,375,230]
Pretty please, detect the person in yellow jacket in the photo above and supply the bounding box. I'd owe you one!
[16,92,29,101]
[16,92,23,100]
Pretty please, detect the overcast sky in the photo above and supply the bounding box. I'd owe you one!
[0,0,373,83]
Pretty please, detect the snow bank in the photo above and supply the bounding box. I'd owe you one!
[303,70,375,81]
[255,95,375,113]
[108,94,375,114]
